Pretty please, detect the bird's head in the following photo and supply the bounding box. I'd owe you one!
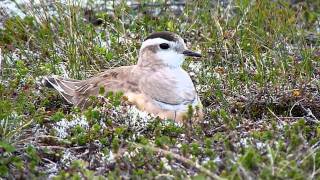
[138,31,201,68]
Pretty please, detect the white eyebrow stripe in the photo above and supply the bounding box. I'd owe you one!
[140,38,172,50]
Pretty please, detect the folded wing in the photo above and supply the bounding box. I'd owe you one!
[43,66,135,109]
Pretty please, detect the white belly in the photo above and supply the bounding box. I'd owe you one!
[154,95,201,112]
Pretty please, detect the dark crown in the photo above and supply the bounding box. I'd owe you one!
[145,31,178,42]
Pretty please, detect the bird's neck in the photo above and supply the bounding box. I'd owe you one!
[138,51,184,69]
[137,62,183,72]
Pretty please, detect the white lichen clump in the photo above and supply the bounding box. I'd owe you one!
[53,115,88,138]
[120,105,154,133]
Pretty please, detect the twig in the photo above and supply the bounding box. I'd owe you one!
[303,107,320,124]
[38,145,66,150]
[5,118,33,140]
[267,108,281,122]
[131,2,186,8]
[311,167,320,179]
[289,98,305,117]
[293,101,320,124]
[311,153,316,180]
[298,140,320,166]
[13,134,71,145]
[131,143,225,180]
[42,157,57,165]
[155,174,175,179]
[311,140,320,150]
[268,108,309,122]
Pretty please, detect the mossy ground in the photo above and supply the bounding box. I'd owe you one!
[0,0,320,179]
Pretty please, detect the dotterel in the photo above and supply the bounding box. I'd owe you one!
[43,31,203,122]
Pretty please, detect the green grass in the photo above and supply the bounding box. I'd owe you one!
[0,0,320,179]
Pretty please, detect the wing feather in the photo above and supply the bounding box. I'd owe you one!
[43,66,135,108]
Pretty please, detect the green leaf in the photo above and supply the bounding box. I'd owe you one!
[0,165,9,177]
[0,141,15,153]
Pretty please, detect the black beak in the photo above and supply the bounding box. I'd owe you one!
[182,50,202,57]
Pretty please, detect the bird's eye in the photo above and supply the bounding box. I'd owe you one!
[159,43,170,49]
[183,39,187,44]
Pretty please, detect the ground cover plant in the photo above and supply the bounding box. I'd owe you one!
[0,0,319,179]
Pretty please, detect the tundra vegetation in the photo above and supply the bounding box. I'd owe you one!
[0,0,319,179]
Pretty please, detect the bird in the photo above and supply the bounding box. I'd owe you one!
[43,31,203,122]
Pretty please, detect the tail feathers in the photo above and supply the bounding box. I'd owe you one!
[42,76,81,105]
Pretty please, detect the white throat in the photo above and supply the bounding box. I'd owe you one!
[156,50,185,68]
